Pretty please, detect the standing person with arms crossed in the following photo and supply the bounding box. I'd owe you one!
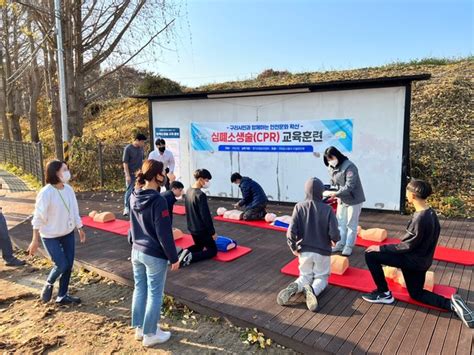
[28,160,86,305]
[123,133,147,216]
[128,159,180,346]
[323,146,365,256]
[148,138,176,191]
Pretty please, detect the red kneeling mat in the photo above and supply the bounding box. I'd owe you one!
[214,217,473,266]
[356,237,474,266]
[82,216,129,236]
[280,258,456,311]
[176,234,252,262]
[173,205,186,215]
[214,216,287,232]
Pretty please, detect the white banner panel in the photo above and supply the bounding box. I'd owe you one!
[151,86,406,211]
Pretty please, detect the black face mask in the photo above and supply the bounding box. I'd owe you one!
[159,147,165,153]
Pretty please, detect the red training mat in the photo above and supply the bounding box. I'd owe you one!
[176,234,252,262]
[281,258,456,311]
[174,234,195,249]
[82,216,129,236]
[214,216,287,232]
[213,245,252,262]
[356,236,474,266]
[173,205,186,215]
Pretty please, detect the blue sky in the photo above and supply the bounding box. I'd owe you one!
[139,0,473,87]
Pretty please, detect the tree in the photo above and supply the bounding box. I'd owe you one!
[18,0,181,157]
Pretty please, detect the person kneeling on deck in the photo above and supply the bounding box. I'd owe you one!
[178,169,218,266]
[277,177,340,311]
[231,173,268,221]
[161,181,185,225]
[362,179,473,329]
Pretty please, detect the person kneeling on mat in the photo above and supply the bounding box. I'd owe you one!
[231,173,268,220]
[179,169,218,266]
[161,181,184,225]
[362,179,473,329]
[277,177,340,311]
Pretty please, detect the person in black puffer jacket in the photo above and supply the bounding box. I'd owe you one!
[231,173,268,220]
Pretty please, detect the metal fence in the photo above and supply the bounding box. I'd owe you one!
[0,140,45,185]
[0,140,151,189]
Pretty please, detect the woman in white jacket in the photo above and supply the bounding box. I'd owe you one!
[28,160,86,304]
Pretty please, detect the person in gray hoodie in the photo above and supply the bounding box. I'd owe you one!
[277,177,340,312]
[323,146,365,256]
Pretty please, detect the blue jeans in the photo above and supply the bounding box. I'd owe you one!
[41,232,75,298]
[131,248,168,335]
[124,175,136,212]
[335,202,363,248]
[0,212,15,262]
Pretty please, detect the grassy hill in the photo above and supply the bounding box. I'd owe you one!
[27,58,474,217]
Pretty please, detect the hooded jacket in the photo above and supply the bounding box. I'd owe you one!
[287,178,340,256]
[129,189,178,263]
[328,159,365,206]
[238,177,268,210]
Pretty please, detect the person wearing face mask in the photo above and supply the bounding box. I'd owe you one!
[128,159,180,346]
[179,169,217,267]
[161,181,185,225]
[362,179,472,329]
[148,138,176,191]
[28,160,86,305]
[230,172,268,220]
[323,146,365,256]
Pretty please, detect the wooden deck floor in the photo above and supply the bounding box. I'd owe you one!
[9,193,473,354]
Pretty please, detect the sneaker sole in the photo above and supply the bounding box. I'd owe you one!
[361,296,395,304]
[277,289,295,306]
[451,296,474,329]
[305,294,318,312]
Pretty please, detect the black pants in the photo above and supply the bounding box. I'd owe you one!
[243,203,267,221]
[365,251,451,310]
[188,232,217,263]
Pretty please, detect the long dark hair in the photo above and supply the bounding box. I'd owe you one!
[323,146,348,167]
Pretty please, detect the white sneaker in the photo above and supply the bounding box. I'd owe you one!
[142,329,171,347]
[135,327,143,341]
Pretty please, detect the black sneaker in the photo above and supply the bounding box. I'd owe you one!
[362,290,394,304]
[303,285,318,311]
[277,282,299,306]
[178,249,192,267]
[451,294,473,329]
[41,284,54,303]
[5,258,26,267]
[56,295,81,305]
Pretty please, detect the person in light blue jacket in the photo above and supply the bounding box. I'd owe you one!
[323,146,365,256]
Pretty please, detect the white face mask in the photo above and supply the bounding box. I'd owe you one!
[328,159,338,168]
[61,171,71,183]
[203,180,211,189]
[175,195,183,200]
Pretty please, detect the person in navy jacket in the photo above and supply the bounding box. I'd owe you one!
[128,159,179,347]
[231,173,268,220]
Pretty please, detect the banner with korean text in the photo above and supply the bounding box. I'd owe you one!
[190,119,353,153]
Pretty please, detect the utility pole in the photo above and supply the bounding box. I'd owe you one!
[54,0,69,162]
